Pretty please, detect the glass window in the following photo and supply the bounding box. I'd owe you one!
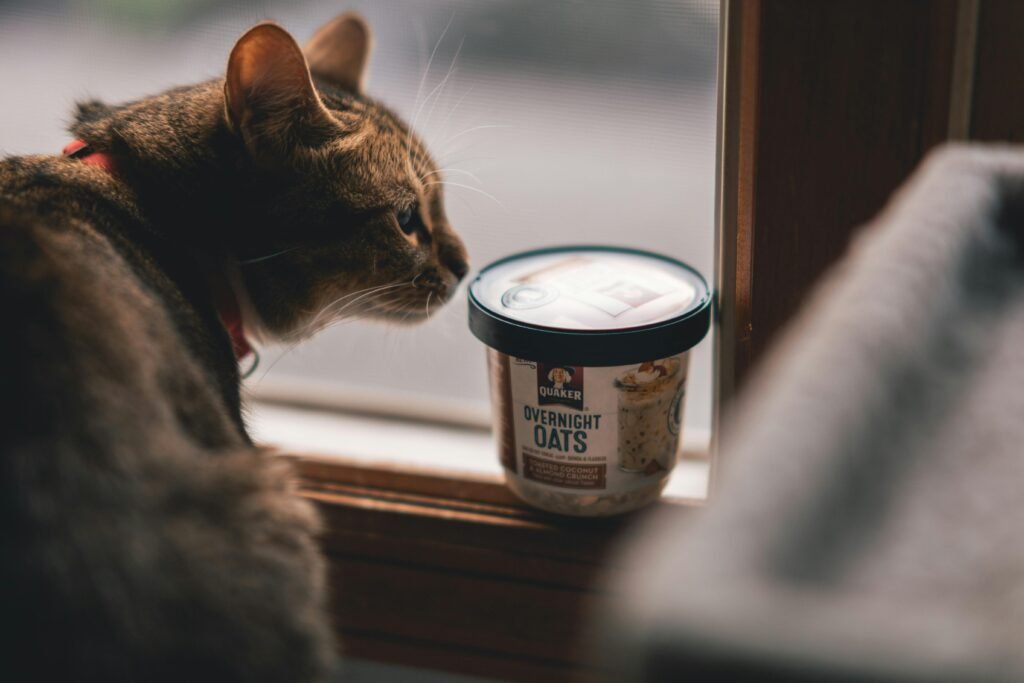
[0,0,718,446]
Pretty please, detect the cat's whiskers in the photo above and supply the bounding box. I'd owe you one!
[435,84,476,144]
[440,124,513,150]
[434,98,514,158]
[419,36,465,139]
[436,153,498,170]
[327,281,421,322]
[255,295,399,382]
[430,289,463,341]
[268,291,406,379]
[420,167,482,186]
[237,245,303,265]
[397,311,417,329]
[422,180,505,208]
[297,280,409,340]
[364,288,434,327]
[303,281,398,320]
[313,284,409,329]
[425,292,433,319]
[313,289,412,337]
[256,283,420,383]
[434,138,505,180]
[292,301,391,347]
[406,14,455,169]
[249,342,300,384]
[412,14,454,124]
[311,282,444,342]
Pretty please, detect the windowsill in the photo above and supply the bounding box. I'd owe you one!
[249,399,707,681]
[248,399,710,501]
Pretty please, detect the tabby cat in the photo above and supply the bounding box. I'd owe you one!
[0,13,467,682]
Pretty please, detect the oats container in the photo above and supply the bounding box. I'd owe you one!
[468,246,711,516]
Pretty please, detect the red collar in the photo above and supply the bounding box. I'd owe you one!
[62,139,119,175]
[63,139,253,362]
[211,275,254,361]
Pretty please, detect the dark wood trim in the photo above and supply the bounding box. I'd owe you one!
[748,0,959,373]
[948,0,980,139]
[716,0,962,404]
[713,0,760,475]
[337,630,594,683]
[294,457,697,682]
[970,0,1024,142]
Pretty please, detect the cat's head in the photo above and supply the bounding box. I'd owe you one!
[222,15,468,341]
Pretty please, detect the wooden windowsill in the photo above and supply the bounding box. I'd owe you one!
[292,456,701,682]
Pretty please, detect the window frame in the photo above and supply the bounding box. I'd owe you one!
[293,456,701,681]
[286,0,1013,679]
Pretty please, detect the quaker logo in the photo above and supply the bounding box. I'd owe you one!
[537,363,584,410]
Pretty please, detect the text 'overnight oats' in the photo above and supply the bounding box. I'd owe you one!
[469,246,711,516]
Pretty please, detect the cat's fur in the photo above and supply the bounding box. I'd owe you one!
[0,14,467,682]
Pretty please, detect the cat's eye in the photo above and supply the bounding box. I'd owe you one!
[396,206,417,235]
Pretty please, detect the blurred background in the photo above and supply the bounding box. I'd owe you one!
[0,0,719,443]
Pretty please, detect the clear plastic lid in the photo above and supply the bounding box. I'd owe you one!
[471,249,704,331]
[468,246,711,366]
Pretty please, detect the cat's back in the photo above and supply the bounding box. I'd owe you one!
[5,159,181,431]
[0,153,140,230]
[0,153,243,447]
[0,161,334,682]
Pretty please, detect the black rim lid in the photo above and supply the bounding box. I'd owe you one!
[468,245,712,366]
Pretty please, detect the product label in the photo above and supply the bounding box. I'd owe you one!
[523,455,606,489]
[536,362,584,409]
[498,353,689,496]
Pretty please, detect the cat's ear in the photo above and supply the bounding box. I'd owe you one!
[303,13,373,93]
[224,22,335,165]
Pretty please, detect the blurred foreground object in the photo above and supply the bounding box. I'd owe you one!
[602,145,1024,682]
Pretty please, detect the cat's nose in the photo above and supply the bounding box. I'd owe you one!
[448,257,469,282]
[437,234,468,282]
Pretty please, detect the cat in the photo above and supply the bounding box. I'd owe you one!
[0,13,467,683]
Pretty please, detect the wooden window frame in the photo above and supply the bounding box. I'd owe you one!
[293,457,700,682]
[287,1,1024,680]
